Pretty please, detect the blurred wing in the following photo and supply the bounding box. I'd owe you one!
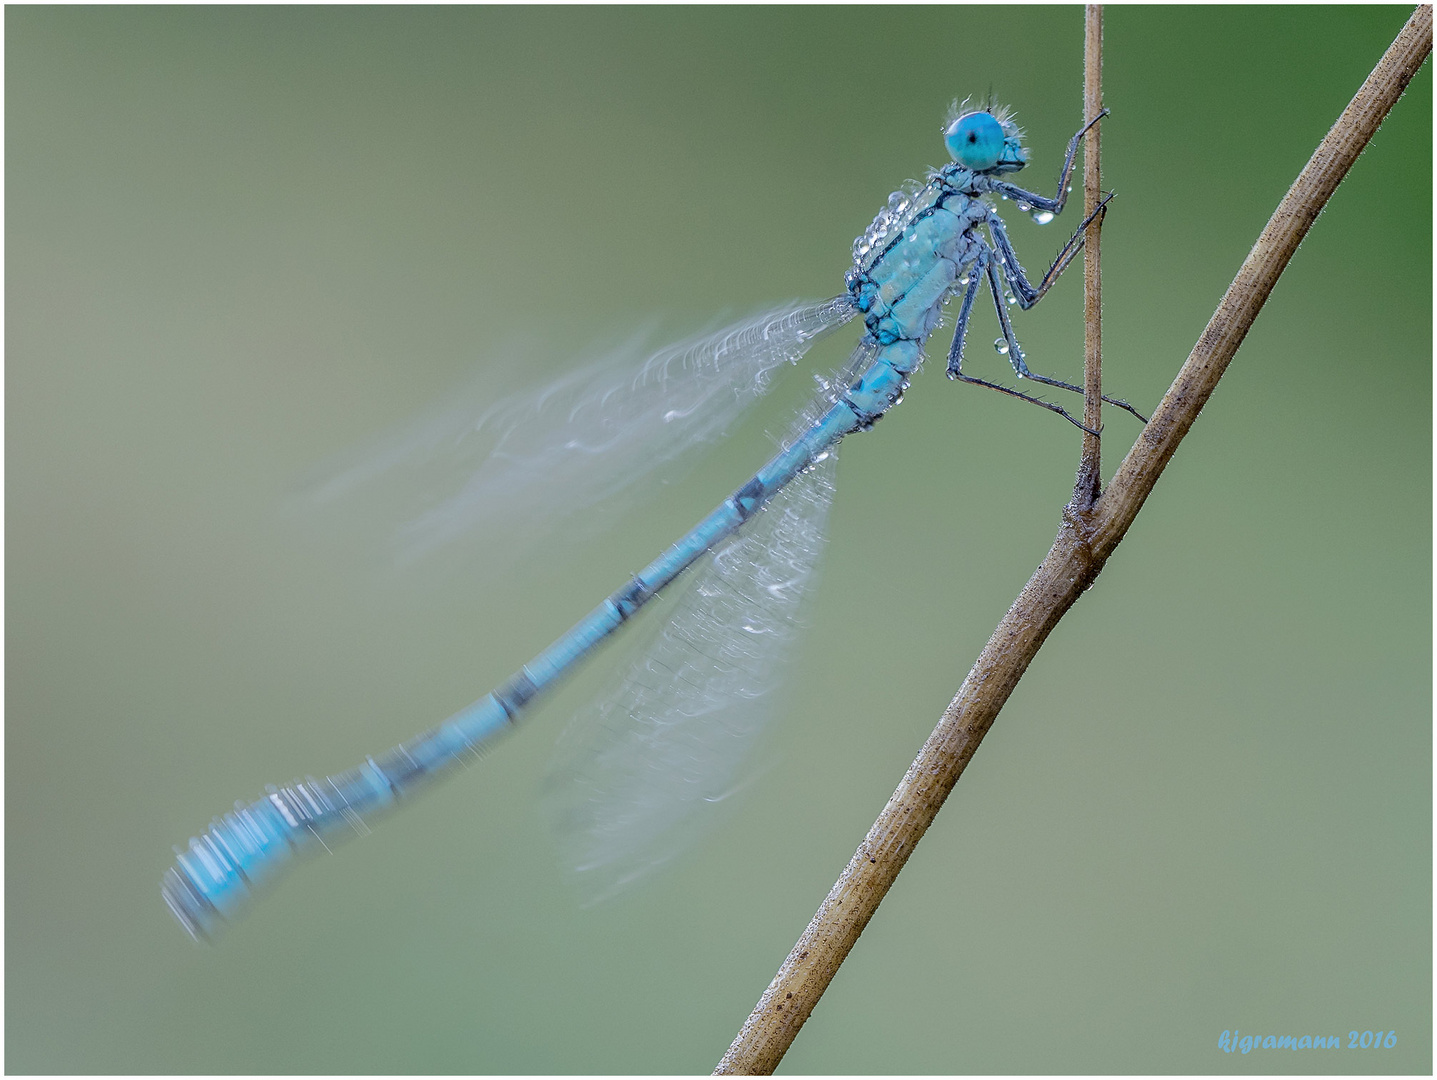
[542,453,838,903]
[304,298,855,564]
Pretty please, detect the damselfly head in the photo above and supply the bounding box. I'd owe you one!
[943,97,1026,174]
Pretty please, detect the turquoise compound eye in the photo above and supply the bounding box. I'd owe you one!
[944,111,1005,171]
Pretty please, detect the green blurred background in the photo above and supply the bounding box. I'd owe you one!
[7,5,1430,1074]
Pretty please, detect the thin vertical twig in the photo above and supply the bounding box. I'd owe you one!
[713,7,1430,1075]
[1076,3,1104,504]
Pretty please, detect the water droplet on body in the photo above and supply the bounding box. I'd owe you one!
[1032,210,1054,225]
[993,338,1010,355]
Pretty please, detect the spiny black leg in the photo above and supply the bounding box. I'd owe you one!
[983,203,1147,424]
[988,194,1116,309]
[986,258,1147,425]
[944,258,985,379]
[951,367,1098,433]
[1033,194,1116,298]
[991,108,1110,215]
[977,255,1097,430]
[943,254,1097,434]
[1017,370,1149,425]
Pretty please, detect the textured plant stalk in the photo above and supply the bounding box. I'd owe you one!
[1077,3,1104,504]
[713,7,1431,1075]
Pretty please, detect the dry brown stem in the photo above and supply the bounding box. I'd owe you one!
[1077,3,1104,504]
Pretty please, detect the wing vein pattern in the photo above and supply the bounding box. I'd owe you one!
[543,454,838,902]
